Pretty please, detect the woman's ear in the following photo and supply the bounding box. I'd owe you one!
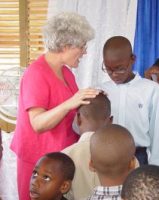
[89,159,96,172]
[60,180,71,194]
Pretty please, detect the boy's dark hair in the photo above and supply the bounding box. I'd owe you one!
[153,58,159,67]
[121,165,159,200]
[45,152,75,180]
[79,92,111,120]
[103,36,132,56]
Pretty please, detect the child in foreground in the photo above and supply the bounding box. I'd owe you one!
[88,124,136,200]
[121,165,159,200]
[29,152,75,200]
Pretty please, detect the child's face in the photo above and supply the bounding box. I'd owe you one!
[30,157,67,200]
[103,52,135,84]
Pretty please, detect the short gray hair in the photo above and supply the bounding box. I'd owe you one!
[43,12,95,51]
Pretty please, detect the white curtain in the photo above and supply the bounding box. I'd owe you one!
[48,0,137,88]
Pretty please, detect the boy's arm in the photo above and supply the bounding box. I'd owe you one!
[148,86,159,165]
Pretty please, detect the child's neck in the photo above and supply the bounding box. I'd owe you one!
[98,172,128,187]
[50,194,64,200]
[124,72,135,83]
[80,126,95,135]
[80,121,106,135]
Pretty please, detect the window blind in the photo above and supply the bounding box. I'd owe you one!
[0,0,48,70]
[0,0,20,70]
[27,0,48,66]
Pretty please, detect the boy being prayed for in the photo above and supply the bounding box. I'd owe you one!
[63,92,112,200]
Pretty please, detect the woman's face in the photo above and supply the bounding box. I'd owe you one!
[62,45,87,68]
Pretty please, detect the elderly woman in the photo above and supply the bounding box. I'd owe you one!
[11,12,99,200]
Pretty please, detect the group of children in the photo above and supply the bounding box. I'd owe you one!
[11,35,159,200]
[29,123,135,200]
[28,93,159,200]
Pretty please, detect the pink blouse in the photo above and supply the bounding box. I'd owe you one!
[11,55,79,163]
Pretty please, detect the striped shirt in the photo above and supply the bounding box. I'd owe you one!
[87,185,122,200]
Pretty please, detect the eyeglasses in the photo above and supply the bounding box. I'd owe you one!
[102,61,130,75]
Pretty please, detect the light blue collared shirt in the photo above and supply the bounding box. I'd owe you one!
[100,73,159,165]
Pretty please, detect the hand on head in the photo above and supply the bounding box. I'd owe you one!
[65,88,101,110]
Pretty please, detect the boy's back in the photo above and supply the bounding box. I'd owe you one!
[88,124,136,200]
[63,132,99,200]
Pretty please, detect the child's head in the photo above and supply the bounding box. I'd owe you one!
[90,124,135,186]
[30,152,75,200]
[102,36,136,84]
[121,165,159,200]
[77,92,112,134]
[144,58,159,83]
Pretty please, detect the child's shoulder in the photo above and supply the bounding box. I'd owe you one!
[138,76,159,89]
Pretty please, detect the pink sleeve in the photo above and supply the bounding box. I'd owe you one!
[21,67,49,111]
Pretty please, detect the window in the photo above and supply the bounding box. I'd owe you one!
[0,0,48,132]
[0,0,48,70]
[0,0,20,70]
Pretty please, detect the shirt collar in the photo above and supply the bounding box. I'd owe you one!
[79,131,94,142]
[111,72,141,86]
[93,185,122,196]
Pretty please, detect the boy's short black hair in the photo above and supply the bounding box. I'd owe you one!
[121,165,159,200]
[78,91,111,120]
[45,152,75,180]
[103,36,132,56]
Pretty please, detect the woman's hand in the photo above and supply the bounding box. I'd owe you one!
[64,88,101,110]
[28,88,101,133]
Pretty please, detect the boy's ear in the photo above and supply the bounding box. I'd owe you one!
[128,156,136,171]
[76,112,82,127]
[134,156,140,168]
[105,115,113,125]
[131,54,136,64]
[109,116,113,124]
[89,159,96,172]
[60,180,71,194]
